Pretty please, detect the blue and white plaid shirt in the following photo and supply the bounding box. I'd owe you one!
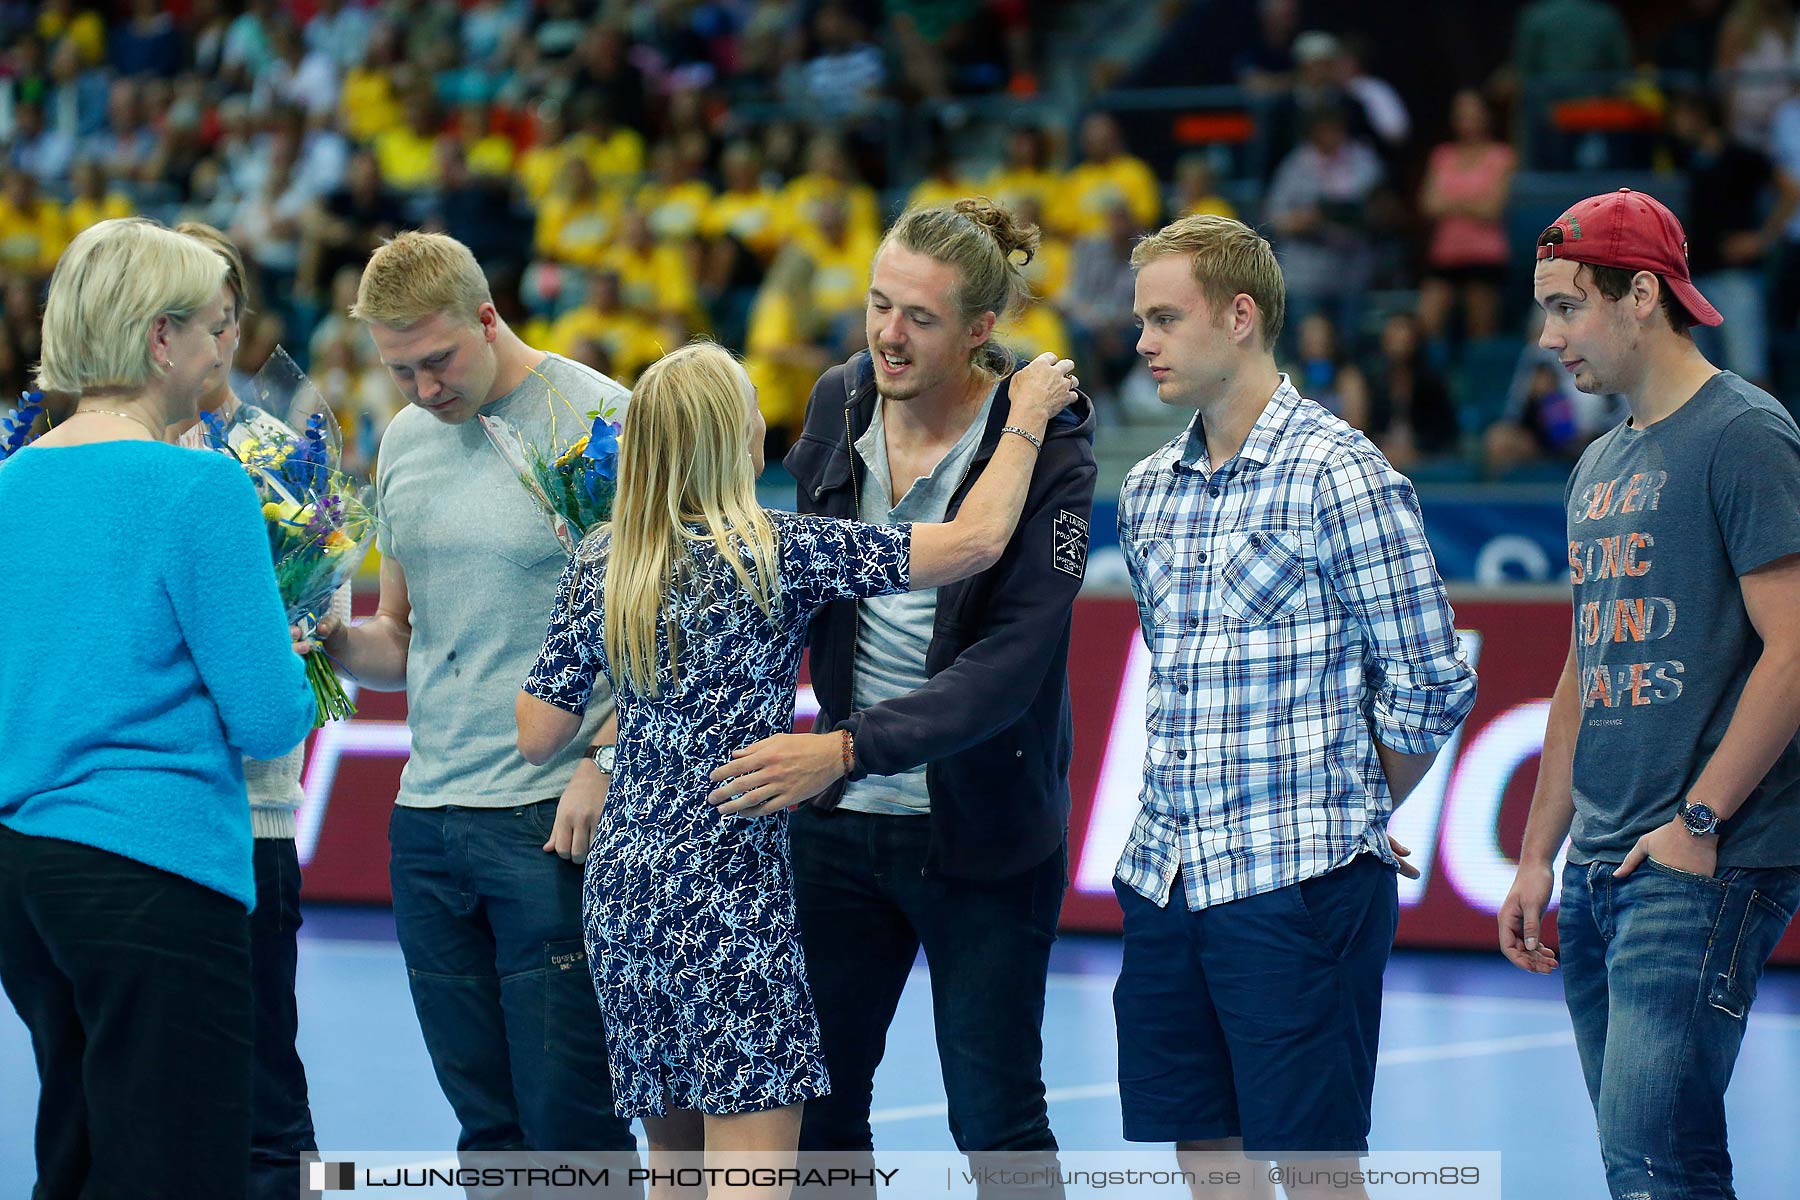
[1116,376,1476,911]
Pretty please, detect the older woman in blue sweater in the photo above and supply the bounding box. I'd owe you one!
[0,218,317,1200]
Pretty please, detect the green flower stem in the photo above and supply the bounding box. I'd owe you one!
[305,650,357,727]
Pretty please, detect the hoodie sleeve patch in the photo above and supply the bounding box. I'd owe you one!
[1053,510,1089,578]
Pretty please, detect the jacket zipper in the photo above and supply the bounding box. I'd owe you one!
[945,439,980,520]
[845,405,860,521]
[843,405,863,768]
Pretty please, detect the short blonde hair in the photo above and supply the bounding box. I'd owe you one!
[1130,214,1287,348]
[36,217,227,394]
[349,230,493,329]
[176,221,252,317]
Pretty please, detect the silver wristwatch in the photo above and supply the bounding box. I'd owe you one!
[589,743,618,774]
[1678,798,1720,837]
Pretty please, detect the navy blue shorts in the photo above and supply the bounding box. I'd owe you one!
[1112,853,1398,1156]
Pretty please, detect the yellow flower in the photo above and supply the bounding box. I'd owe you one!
[262,501,315,527]
[241,436,294,471]
[554,435,590,469]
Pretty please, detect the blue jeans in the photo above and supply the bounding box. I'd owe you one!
[388,802,636,1154]
[789,805,1066,1195]
[1559,859,1800,1199]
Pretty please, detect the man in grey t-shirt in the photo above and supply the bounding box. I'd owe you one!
[1501,190,1800,1199]
[324,233,636,1161]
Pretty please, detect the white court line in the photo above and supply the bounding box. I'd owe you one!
[1379,990,1800,1031]
[302,939,1800,1029]
[869,1030,1577,1126]
[320,1032,1584,1160]
[1375,1029,1575,1064]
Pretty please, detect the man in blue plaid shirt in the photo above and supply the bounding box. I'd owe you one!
[1113,215,1476,1182]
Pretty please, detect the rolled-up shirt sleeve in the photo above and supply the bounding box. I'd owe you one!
[1314,445,1476,753]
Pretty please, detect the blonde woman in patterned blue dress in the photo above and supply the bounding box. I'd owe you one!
[516,339,1074,1195]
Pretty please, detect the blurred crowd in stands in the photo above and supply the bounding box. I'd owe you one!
[2,0,1798,484]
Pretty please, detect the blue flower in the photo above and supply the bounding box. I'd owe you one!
[582,416,621,483]
[284,412,330,494]
[0,391,44,462]
[199,409,232,451]
[578,464,609,507]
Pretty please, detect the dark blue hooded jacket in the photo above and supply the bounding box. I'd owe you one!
[784,349,1098,879]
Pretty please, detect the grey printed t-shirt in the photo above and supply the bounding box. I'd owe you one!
[375,353,629,808]
[839,386,996,815]
[1565,371,1800,867]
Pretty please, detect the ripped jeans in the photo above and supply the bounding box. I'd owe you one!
[1559,859,1800,1199]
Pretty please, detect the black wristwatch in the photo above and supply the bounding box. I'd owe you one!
[1678,798,1720,837]
[589,744,617,774]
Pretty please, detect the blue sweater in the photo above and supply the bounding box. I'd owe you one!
[0,442,316,909]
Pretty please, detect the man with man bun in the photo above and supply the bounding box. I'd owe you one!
[717,198,1094,1189]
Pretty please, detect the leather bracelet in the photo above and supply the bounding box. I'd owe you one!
[840,728,855,777]
[1001,425,1043,451]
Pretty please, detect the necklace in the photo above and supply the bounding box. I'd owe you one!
[73,407,164,442]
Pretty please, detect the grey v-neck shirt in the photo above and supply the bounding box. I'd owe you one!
[840,386,996,815]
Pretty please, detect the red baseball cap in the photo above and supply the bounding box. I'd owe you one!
[1535,188,1723,327]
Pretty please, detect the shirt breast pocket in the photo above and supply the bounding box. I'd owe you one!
[1131,537,1177,628]
[1219,528,1308,626]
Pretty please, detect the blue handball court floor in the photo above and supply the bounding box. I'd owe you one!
[3,908,1798,1199]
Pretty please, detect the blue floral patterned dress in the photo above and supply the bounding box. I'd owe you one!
[523,511,912,1117]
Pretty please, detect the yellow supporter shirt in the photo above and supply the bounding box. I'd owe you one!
[519,143,574,203]
[702,188,783,260]
[63,193,134,241]
[467,134,517,177]
[534,193,622,268]
[1181,193,1239,220]
[547,307,664,382]
[373,127,441,192]
[636,180,714,242]
[602,241,700,321]
[983,166,1059,216]
[905,176,972,213]
[791,224,879,319]
[39,8,105,64]
[573,128,647,186]
[993,302,1073,362]
[0,199,65,274]
[775,174,881,243]
[745,292,820,431]
[1054,155,1161,237]
[1021,236,1070,306]
[341,69,403,143]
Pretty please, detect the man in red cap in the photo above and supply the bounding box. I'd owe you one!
[1500,187,1800,1199]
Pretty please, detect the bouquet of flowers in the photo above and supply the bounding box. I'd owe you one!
[0,390,46,465]
[480,389,624,554]
[196,348,375,725]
